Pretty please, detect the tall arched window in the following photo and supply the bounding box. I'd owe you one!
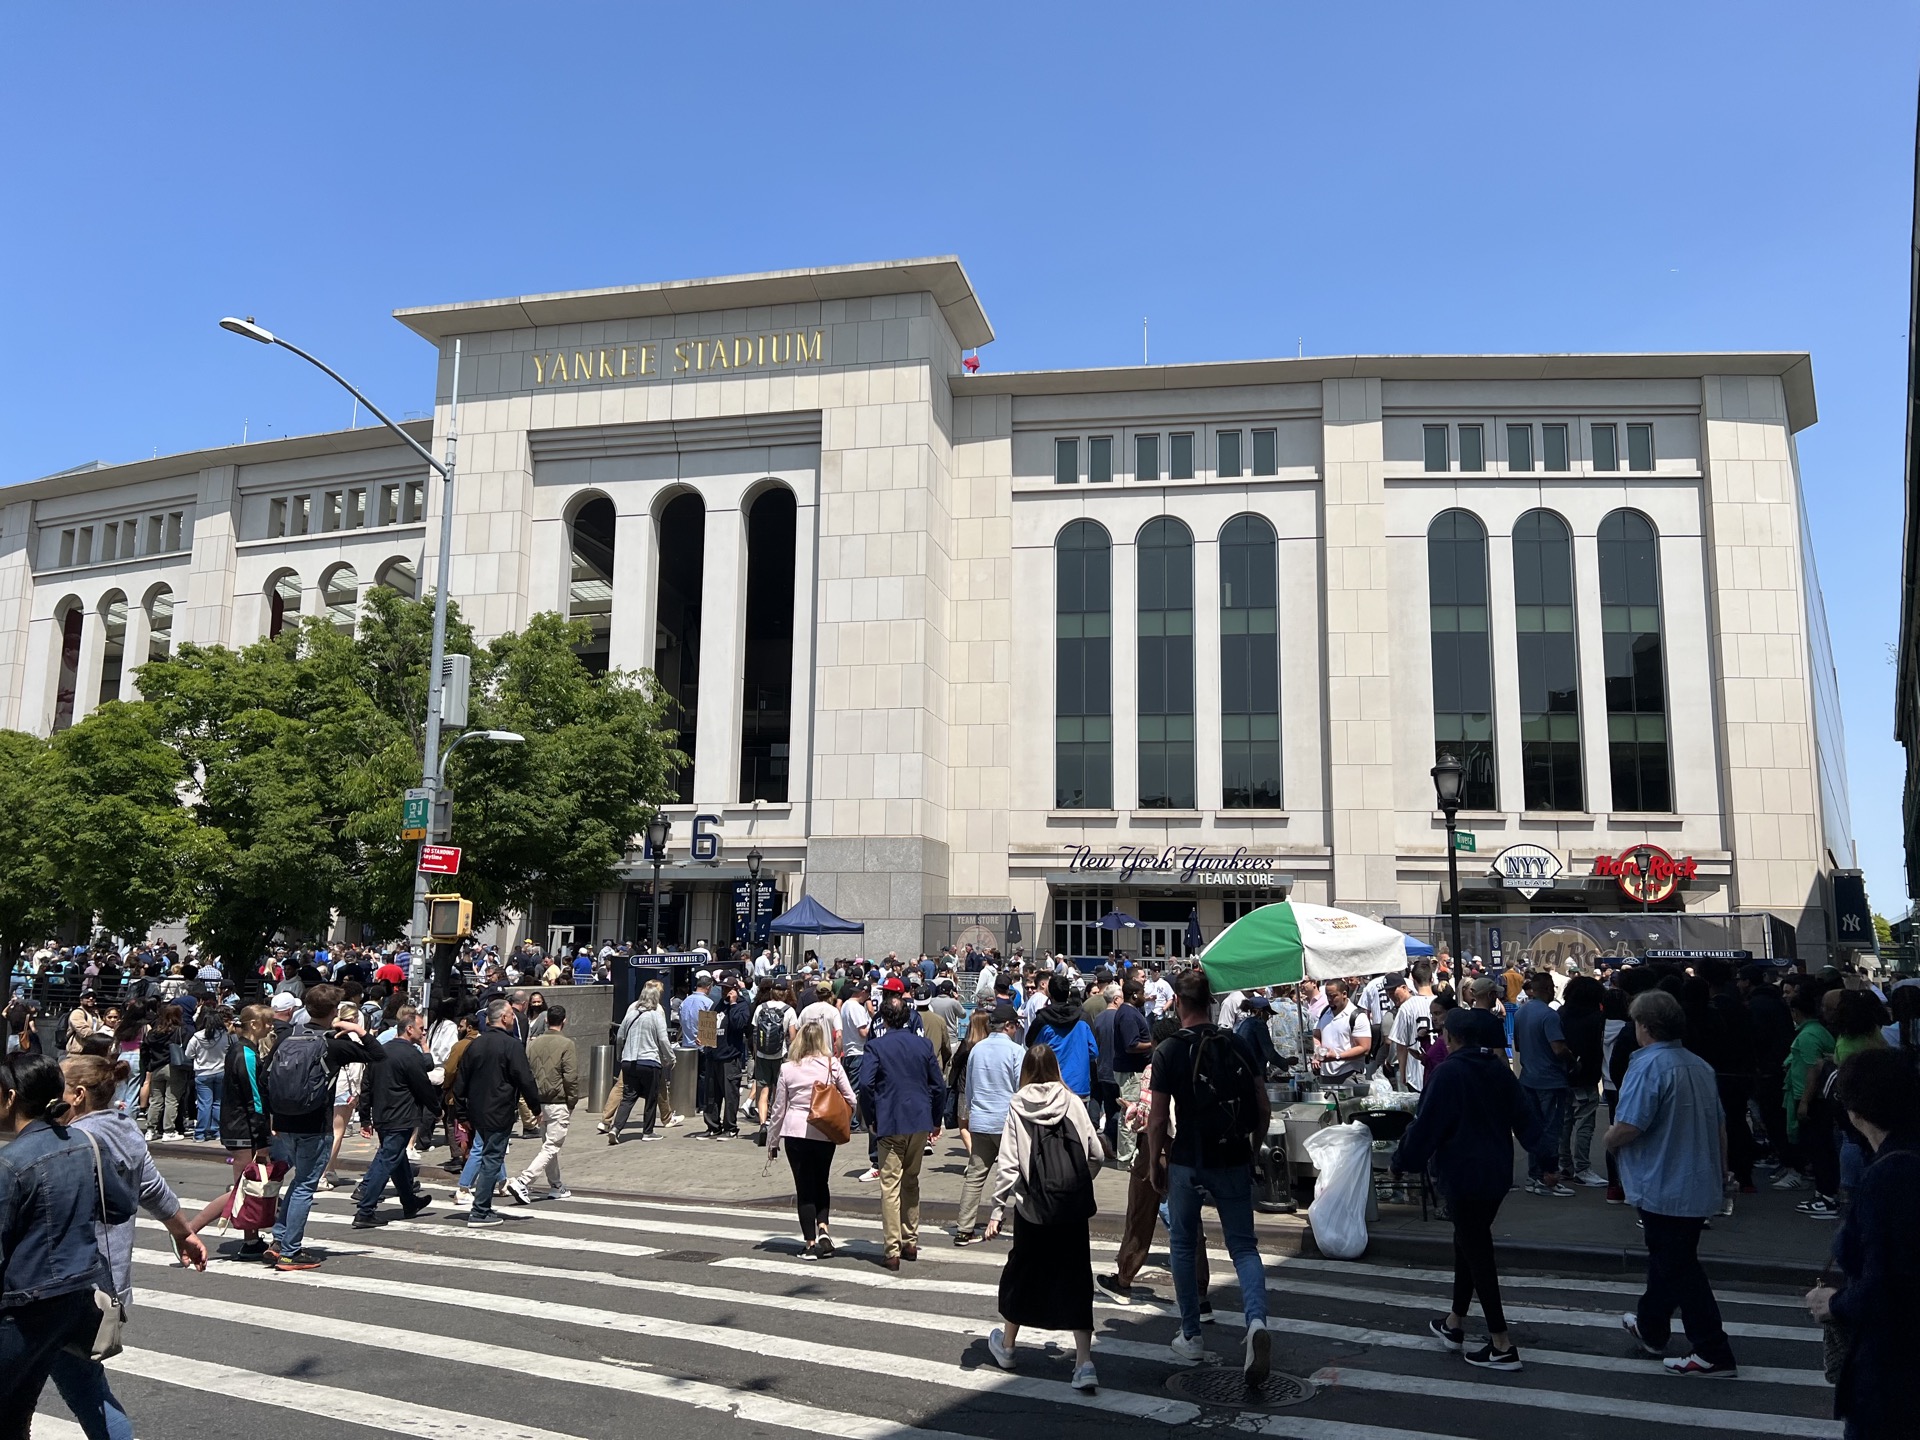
[322,565,359,634]
[1219,515,1279,807]
[1427,511,1497,809]
[1599,509,1671,811]
[1513,509,1582,810]
[740,486,796,802]
[267,571,301,639]
[52,599,83,732]
[97,593,128,705]
[144,586,173,664]
[1056,520,1112,809]
[1137,517,1195,808]
[655,492,705,803]
[568,496,615,674]
[375,556,418,599]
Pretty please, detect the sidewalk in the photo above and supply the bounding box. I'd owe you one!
[151,1119,1831,1288]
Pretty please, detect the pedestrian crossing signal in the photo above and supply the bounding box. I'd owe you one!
[426,894,473,941]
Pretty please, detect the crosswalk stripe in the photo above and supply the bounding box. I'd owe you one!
[104,1346,586,1439]
[28,1418,86,1440]
[279,1211,667,1261]
[131,1289,992,1440]
[710,1254,1002,1296]
[1312,1364,1842,1437]
[126,1249,1199,1424]
[1268,1253,1805,1311]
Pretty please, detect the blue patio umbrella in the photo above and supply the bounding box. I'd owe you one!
[1099,909,1141,931]
[1184,906,1204,952]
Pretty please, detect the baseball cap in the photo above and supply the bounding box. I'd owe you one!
[881,977,907,993]
[990,1001,1019,1026]
[694,969,713,982]
[270,992,297,1015]
[1243,993,1273,1010]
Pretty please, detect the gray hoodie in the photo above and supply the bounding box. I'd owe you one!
[987,1080,1103,1225]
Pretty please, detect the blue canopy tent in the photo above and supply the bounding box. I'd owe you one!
[768,895,865,936]
[1402,936,1436,957]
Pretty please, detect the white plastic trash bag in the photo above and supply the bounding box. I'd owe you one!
[1368,1074,1396,1105]
[1304,1121,1374,1259]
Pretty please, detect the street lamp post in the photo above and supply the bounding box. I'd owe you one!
[646,815,671,953]
[747,847,763,957]
[1430,753,1465,968]
[220,316,465,957]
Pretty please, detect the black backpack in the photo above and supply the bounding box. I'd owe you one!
[1023,1114,1096,1224]
[265,1024,335,1116]
[1186,1025,1261,1166]
[753,1003,790,1060]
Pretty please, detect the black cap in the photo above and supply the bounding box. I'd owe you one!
[990,1001,1019,1026]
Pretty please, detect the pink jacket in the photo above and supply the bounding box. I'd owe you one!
[765,1054,859,1149]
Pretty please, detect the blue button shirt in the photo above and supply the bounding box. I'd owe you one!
[1511,999,1568,1090]
[680,991,713,1050]
[1615,1039,1725,1218]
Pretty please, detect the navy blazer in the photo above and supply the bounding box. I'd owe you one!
[856,1026,948,1138]
[1393,1045,1544,1204]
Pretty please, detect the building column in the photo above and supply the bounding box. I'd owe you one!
[1109,533,1139,812]
[1320,378,1397,915]
[607,506,657,678]
[785,488,819,822]
[1571,530,1612,816]
[121,600,152,702]
[1192,531,1223,811]
[71,605,105,726]
[692,500,748,806]
[177,465,238,649]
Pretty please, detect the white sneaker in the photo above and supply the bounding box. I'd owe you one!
[596,1122,610,1134]
[1169,1332,1208,1364]
[454,1188,474,1209]
[858,1167,881,1183]
[1243,1319,1272,1385]
[1771,1170,1806,1190]
[545,1187,572,1201]
[1070,1361,1098,1392]
[665,1115,685,1128]
[986,1327,1016,1370]
[1574,1170,1608,1187]
[504,1178,533,1206]
[405,1148,424,1163]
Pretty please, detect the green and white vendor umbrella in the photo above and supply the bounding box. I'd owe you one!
[1197,900,1410,990]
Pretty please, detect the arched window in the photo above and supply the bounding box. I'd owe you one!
[322,565,359,634]
[1599,509,1671,811]
[144,586,173,664]
[740,486,796,803]
[97,593,128,705]
[1137,517,1195,808]
[1219,515,1279,808]
[1055,520,1112,809]
[1513,510,1582,810]
[568,496,616,674]
[267,571,301,639]
[1427,511,1497,809]
[375,556,417,600]
[655,492,705,803]
[52,599,83,732]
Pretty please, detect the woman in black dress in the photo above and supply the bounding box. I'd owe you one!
[984,1043,1104,1392]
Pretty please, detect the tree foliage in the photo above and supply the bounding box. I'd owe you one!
[0,730,60,961]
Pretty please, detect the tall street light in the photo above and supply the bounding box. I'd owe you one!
[646,815,671,953]
[747,846,763,957]
[221,316,464,956]
[1430,753,1465,969]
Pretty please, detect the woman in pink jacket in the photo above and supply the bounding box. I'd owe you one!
[766,1021,860,1258]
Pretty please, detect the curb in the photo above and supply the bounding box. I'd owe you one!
[150,1140,1814,1287]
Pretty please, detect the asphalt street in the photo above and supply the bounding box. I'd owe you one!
[35,1150,1840,1440]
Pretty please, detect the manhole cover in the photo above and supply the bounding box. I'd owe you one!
[1166,1367,1315,1410]
[652,1250,722,1264]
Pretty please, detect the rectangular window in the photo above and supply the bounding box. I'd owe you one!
[322,492,343,532]
[404,481,424,524]
[379,484,400,525]
[1252,428,1278,476]
[1423,424,1449,472]
[1507,424,1534,473]
[1591,424,1619,472]
[120,521,136,559]
[1054,437,1078,485]
[1169,432,1195,480]
[1458,425,1485,472]
[1217,430,1243,478]
[58,530,74,567]
[146,515,164,553]
[1088,436,1113,484]
[290,496,310,536]
[1135,434,1160,483]
[347,489,367,529]
[75,527,92,566]
[102,522,118,559]
[169,513,187,551]
[1543,424,1569,471]
[268,498,287,539]
[1627,423,1654,472]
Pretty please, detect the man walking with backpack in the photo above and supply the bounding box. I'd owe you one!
[264,984,385,1270]
[1146,968,1274,1384]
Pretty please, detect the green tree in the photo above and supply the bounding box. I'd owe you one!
[0,729,61,963]
[40,701,196,943]
[1874,912,1895,950]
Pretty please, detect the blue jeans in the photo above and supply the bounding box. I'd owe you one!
[48,1349,134,1440]
[1167,1162,1268,1339]
[193,1075,221,1140]
[357,1128,426,1217]
[1520,1087,1569,1181]
[270,1130,329,1253]
[469,1130,511,1218]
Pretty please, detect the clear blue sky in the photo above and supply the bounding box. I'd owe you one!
[4,4,1916,913]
